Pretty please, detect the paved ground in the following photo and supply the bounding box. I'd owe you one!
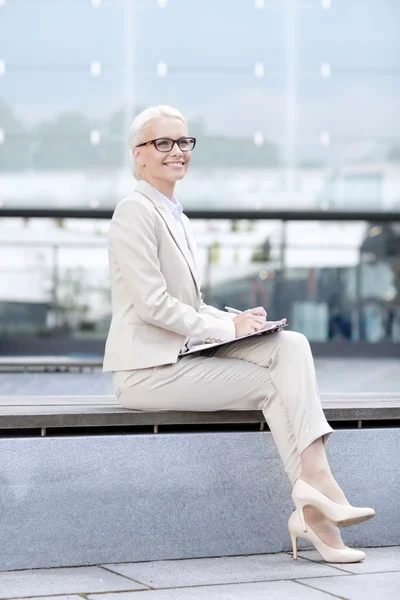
[0,358,399,396]
[1,547,399,599]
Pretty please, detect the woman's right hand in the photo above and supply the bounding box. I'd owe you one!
[233,313,266,337]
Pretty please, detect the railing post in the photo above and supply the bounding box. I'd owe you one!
[51,244,60,328]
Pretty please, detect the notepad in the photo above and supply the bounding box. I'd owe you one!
[179,319,288,356]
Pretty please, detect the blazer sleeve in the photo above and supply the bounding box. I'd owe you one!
[110,198,236,342]
[198,299,237,322]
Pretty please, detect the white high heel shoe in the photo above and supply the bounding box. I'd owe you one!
[292,478,375,533]
[289,510,366,564]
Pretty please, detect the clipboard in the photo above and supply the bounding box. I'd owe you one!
[179,319,288,356]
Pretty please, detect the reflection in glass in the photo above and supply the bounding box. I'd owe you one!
[0,218,399,344]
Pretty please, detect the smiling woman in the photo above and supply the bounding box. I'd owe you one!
[103,104,375,567]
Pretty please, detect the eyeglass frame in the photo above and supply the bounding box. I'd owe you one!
[135,136,196,152]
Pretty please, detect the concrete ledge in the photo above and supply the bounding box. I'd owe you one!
[0,427,398,571]
[0,393,398,571]
[1,393,400,431]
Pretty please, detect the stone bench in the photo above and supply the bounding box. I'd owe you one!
[0,393,399,572]
[1,393,400,431]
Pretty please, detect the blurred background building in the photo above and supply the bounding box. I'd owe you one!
[0,0,399,356]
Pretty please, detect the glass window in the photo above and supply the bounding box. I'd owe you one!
[0,0,399,211]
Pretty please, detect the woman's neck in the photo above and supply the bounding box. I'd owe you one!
[143,177,176,201]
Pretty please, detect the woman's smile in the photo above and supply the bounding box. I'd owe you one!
[163,161,185,169]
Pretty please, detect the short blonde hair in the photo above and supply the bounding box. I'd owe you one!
[128,105,187,180]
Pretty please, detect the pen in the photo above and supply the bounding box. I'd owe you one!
[224,306,242,314]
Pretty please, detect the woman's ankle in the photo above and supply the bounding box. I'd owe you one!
[299,467,331,487]
[299,472,349,505]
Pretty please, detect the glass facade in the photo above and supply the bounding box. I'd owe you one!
[1,0,399,210]
[0,1,399,351]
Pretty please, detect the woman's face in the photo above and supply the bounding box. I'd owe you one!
[135,116,192,184]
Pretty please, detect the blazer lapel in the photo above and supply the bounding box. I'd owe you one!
[135,180,201,293]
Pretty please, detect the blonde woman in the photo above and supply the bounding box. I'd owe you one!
[103,105,375,563]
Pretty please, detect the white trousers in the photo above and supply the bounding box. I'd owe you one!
[113,330,333,485]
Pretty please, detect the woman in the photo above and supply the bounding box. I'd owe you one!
[103,105,375,563]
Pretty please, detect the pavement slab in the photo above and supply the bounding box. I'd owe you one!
[0,566,147,599]
[301,571,400,600]
[101,553,341,588]
[86,579,332,599]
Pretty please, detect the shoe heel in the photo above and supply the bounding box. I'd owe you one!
[290,529,298,560]
[293,501,308,533]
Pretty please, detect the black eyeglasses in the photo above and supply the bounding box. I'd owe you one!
[136,137,196,152]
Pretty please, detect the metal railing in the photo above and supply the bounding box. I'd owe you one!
[1,208,400,221]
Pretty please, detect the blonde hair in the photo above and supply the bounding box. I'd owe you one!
[128,105,187,180]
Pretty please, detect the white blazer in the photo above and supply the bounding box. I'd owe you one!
[103,180,236,371]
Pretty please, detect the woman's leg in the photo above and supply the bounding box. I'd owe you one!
[208,330,349,548]
[115,330,335,487]
[113,332,347,548]
[113,351,274,412]
[213,331,352,500]
[114,338,312,485]
[208,330,334,485]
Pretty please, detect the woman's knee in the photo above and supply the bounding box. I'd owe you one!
[271,330,313,365]
[277,330,310,350]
